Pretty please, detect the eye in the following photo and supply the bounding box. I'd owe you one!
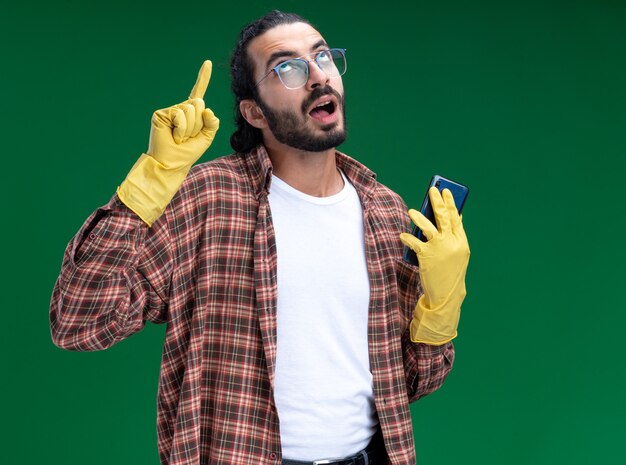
[317,50,332,64]
[278,60,296,73]
[277,59,307,78]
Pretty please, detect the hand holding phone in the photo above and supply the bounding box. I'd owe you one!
[400,176,471,345]
[403,175,469,266]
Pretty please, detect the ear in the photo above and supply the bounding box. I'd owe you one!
[240,99,268,129]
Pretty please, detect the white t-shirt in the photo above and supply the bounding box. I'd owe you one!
[269,170,377,460]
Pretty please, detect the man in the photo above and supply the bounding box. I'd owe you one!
[50,10,469,465]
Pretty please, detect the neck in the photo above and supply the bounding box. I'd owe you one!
[264,140,343,197]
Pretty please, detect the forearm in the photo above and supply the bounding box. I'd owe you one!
[50,195,170,351]
[402,330,455,402]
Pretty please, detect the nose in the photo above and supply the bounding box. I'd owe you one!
[305,59,330,90]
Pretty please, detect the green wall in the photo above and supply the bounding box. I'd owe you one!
[3,0,625,463]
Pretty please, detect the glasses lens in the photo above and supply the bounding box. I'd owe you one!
[318,49,347,78]
[274,49,347,89]
[277,59,308,89]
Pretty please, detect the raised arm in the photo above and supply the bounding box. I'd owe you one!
[50,61,220,350]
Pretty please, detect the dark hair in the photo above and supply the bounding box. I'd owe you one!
[230,10,310,153]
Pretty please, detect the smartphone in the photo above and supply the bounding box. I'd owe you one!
[403,175,469,266]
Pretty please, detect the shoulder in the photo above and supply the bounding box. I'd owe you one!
[172,152,257,203]
[337,151,408,214]
[163,152,258,228]
[369,181,411,239]
[186,152,249,186]
[372,180,408,213]
[338,152,410,237]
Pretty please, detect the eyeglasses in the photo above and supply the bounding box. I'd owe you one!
[255,48,347,89]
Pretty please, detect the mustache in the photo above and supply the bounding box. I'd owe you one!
[301,86,344,114]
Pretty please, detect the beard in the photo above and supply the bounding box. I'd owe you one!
[256,86,347,152]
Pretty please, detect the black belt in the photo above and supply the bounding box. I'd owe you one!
[282,429,387,465]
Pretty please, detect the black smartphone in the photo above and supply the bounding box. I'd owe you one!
[403,175,469,266]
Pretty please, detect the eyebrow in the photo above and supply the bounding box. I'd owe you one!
[264,39,329,70]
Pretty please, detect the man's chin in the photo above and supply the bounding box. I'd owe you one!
[313,130,347,152]
[281,129,346,152]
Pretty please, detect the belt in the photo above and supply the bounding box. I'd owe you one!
[282,430,387,465]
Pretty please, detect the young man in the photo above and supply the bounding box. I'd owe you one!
[50,10,470,465]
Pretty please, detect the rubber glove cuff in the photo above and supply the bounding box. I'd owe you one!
[117,153,190,227]
[409,291,465,345]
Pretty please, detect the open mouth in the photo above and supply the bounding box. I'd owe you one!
[309,99,337,121]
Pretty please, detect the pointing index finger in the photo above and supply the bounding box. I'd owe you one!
[189,60,213,100]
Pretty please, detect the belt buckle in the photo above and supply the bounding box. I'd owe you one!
[313,459,343,465]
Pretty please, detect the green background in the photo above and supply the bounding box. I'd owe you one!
[3,0,625,463]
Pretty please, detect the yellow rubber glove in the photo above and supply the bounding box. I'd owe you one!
[117,60,220,226]
[400,187,470,345]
